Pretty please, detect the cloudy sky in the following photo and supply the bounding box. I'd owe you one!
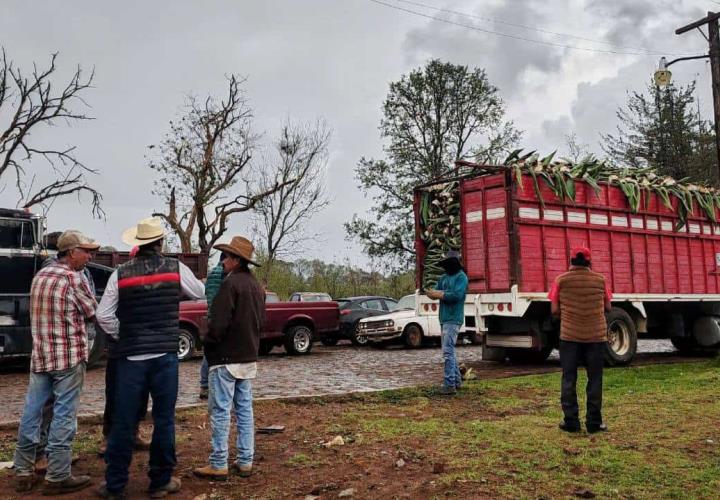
[0,0,716,265]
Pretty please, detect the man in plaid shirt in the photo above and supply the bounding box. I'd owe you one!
[13,230,99,496]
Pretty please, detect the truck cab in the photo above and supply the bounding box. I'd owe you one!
[0,209,111,364]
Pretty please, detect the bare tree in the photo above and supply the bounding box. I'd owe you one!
[251,120,331,280]
[0,48,102,216]
[564,132,590,163]
[149,76,292,253]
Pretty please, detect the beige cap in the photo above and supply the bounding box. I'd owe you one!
[57,230,100,252]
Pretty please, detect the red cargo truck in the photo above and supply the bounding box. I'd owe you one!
[414,162,720,365]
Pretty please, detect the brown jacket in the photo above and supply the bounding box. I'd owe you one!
[552,267,609,343]
[204,269,265,367]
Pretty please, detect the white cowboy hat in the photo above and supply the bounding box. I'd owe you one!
[121,217,166,246]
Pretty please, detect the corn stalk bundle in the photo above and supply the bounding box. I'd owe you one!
[418,181,461,288]
[505,150,720,231]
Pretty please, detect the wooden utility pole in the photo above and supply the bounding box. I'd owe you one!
[676,11,720,181]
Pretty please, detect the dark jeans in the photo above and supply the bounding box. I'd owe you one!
[103,357,149,437]
[105,354,178,493]
[559,340,605,430]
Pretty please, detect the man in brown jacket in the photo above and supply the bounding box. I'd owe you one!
[193,236,265,481]
[549,247,612,434]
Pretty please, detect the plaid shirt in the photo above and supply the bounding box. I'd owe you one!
[30,261,97,372]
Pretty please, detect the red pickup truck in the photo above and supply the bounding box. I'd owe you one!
[178,296,340,359]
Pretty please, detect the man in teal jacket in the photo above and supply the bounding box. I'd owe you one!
[199,253,226,399]
[426,251,469,395]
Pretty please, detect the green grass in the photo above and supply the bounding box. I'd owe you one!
[346,360,720,499]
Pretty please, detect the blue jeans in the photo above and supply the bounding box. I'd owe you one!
[208,366,254,469]
[105,354,178,493]
[441,323,462,389]
[14,362,86,482]
[200,356,208,389]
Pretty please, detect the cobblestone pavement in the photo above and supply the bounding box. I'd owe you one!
[0,339,680,425]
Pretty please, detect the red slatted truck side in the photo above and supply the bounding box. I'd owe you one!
[414,164,720,365]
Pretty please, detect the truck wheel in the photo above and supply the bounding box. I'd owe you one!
[350,323,368,346]
[87,325,105,368]
[507,345,553,364]
[403,324,423,348]
[285,325,314,355]
[604,308,637,366]
[259,342,273,356]
[321,337,339,346]
[178,328,196,362]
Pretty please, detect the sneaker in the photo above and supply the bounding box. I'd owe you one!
[438,386,457,396]
[14,474,36,493]
[148,476,181,498]
[558,422,581,433]
[231,462,253,477]
[41,475,91,496]
[96,482,126,499]
[199,388,209,400]
[587,423,608,434]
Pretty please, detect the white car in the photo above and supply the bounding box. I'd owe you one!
[359,294,442,348]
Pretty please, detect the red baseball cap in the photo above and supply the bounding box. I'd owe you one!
[571,246,591,260]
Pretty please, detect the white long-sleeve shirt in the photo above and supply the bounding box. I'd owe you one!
[96,261,205,359]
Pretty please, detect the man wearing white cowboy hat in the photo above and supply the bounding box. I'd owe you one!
[96,217,205,498]
[193,236,264,481]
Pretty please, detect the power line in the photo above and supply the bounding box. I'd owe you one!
[394,0,685,55]
[368,0,692,57]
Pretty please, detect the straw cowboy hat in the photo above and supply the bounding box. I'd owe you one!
[213,236,260,267]
[122,217,166,246]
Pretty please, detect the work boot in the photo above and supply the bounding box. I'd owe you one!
[231,462,253,477]
[438,386,457,396]
[193,465,228,481]
[96,482,126,499]
[14,473,36,493]
[587,423,608,434]
[148,476,181,498]
[199,387,209,400]
[558,421,581,433]
[41,474,91,496]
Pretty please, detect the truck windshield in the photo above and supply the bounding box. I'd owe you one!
[0,219,35,249]
[396,295,415,310]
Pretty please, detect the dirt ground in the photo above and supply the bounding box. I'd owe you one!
[0,350,713,499]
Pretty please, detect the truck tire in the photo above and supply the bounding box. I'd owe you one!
[403,324,424,348]
[178,327,196,362]
[507,345,553,364]
[284,325,314,355]
[604,308,637,366]
[87,325,105,368]
[350,322,368,346]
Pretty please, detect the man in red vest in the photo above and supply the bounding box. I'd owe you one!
[548,247,612,434]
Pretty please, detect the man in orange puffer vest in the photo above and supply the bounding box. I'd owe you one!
[548,247,612,434]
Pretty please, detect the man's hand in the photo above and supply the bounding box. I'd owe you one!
[426,289,444,301]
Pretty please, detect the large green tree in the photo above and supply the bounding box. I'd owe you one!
[345,59,520,269]
[603,80,718,185]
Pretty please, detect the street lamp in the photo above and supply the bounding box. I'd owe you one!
[654,57,672,87]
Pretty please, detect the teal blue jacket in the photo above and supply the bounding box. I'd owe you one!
[205,263,225,317]
[435,270,469,325]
